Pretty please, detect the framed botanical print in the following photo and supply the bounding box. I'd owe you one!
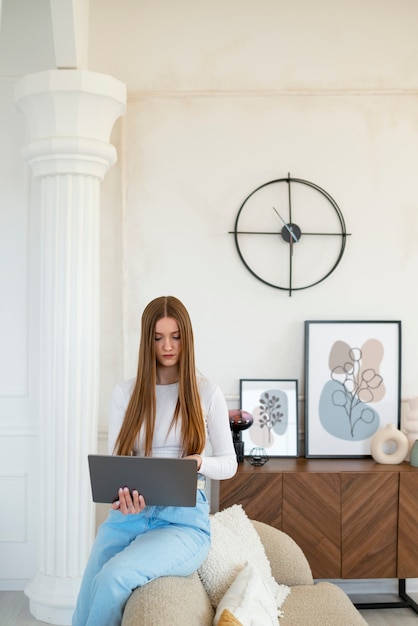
[240,379,299,457]
[304,320,401,458]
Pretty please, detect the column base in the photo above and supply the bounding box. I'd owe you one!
[25,572,81,625]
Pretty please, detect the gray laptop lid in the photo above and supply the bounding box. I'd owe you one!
[88,455,198,507]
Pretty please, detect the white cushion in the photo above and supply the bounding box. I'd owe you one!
[213,561,285,626]
[198,504,289,609]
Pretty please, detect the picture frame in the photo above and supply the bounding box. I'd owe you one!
[240,379,299,457]
[304,320,401,458]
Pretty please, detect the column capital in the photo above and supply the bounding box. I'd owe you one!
[14,69,126,178]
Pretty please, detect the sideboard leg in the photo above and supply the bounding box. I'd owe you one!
[354,580,418,613]
[399,579,418,614]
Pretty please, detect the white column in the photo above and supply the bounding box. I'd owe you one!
[14,70,126,625]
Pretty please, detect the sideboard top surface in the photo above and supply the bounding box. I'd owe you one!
[234,458,418,474]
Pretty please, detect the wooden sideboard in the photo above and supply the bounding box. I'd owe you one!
[217,458,418,581]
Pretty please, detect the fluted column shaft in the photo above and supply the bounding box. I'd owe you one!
[14,70,126,625]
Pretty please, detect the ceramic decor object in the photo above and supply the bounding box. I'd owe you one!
[370,423,409,464]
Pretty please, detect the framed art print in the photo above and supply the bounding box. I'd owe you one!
[240,379,299,457]
[304,320,401,458]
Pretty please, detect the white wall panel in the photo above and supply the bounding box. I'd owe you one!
[0,432,38,588]
[0,0,55,76]
[0,79,37,587]
[0,80,28,396]
[0,474,27,542]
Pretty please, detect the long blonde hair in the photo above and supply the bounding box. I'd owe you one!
[114,296,206,456]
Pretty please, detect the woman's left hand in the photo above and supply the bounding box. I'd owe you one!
[184,454,202,470]
[112,487,146,515]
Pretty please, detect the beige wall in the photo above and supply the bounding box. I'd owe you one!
[91,0,418,425]
[89,0,418,93]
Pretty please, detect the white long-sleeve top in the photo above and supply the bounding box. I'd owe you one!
[108,375,237,481]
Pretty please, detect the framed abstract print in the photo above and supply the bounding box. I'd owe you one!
[240,379,299,457]
[304,320,401,458]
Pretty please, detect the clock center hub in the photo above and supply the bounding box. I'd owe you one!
[280,223,301,243]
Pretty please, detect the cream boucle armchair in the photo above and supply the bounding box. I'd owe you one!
[122,520,367,626]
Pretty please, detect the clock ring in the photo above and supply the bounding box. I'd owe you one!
[230,174,349,296]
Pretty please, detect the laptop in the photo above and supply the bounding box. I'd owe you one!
[88,455,198,507]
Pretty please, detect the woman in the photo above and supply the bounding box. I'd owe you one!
[72,296,237,626]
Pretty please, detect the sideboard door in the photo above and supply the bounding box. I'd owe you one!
[398,472,418,578]
[282,473,341,578]
[218,472,283,529]
[341,472,398,579]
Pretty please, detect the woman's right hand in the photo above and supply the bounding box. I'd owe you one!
[112,487,146,515]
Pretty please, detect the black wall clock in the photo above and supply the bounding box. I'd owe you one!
[230,174,349,296]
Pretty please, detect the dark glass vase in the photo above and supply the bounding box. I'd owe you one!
[228,410,254,463]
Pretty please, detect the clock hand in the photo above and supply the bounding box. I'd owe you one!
[272,207,298,243]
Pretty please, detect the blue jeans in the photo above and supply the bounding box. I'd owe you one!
[72,490,210,626]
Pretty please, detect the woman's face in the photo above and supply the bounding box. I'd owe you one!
[154,316,182,372]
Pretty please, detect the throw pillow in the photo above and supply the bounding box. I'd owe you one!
[214,561,282,626]
[217,609,243,626]
[198,504,289,609]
